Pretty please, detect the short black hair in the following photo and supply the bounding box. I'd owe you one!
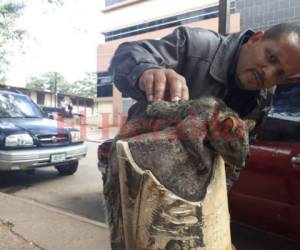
[263,23,300,42]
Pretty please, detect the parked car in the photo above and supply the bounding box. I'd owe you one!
[229,80,300,245]
[42,106,70,119]
[0,88,87,175]
[42,106,84,120]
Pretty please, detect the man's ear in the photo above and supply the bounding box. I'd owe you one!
[248,31,264,44]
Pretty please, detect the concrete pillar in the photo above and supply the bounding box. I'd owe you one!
[112,85,122,126]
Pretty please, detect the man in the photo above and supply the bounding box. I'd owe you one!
[109,23,300,125]
[105,23,300,249]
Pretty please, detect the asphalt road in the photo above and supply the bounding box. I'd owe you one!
[0,141,106,223]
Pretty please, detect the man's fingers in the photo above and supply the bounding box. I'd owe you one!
[139,69,166,102]
[138,68,189,102]
[153,70,166,101]
[166,69,188,102]
[169,80,182,102]
[144,75,154,102]
[181,84,189,101]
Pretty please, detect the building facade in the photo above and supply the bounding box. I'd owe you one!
[236,0,300,31]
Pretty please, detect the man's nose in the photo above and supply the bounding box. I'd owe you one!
[263,65,277,83]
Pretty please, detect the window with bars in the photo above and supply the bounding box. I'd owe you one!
[37,92,45,105]
[97,71,113,97]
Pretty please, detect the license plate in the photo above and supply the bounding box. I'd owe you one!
[51,153,66,163]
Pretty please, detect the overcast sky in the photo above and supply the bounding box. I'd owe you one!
[6,0,105,87]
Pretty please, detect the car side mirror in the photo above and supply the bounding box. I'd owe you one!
[44,112,54,119]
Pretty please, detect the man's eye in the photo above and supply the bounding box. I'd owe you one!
[269,54,278,64]
[266,49,278,64]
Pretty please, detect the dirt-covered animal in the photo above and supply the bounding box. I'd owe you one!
[122,97,254,168]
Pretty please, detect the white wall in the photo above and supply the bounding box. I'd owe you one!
[94,100,114,127]
[44,93,53,106]
[30,92,37,103]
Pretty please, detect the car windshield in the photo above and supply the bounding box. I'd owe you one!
[268,84,300,122]
[0,92,43,118]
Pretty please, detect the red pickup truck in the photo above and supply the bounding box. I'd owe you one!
[229,80,300,247]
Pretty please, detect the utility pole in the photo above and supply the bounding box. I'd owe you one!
[54,72,57,108]
[218,0,230,35]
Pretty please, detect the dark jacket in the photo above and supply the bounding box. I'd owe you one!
[109,26,274,124]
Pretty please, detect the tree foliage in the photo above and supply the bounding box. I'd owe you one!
[26,71,67,92]
[0,1,25,81]
[0,0,65,82]
[71,72,97,98]
[46,0,64,6]
[26,71,96,98]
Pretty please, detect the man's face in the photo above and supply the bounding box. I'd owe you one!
[236,32,300,90]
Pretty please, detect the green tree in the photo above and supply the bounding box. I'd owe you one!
[26,71,67,92]
[46,0,64,6]
[0,1,25,82]
[24,76,45,91]
[71,72,97,98]
[1,0,64,83]
[26,71,96,98]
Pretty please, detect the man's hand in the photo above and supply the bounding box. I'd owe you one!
[138,68,189,102]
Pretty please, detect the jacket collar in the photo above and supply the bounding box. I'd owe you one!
[209,29,254,86]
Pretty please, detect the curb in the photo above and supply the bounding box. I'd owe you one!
[85,139,105,143]
[0,192,108,229]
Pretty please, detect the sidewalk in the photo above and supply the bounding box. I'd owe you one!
[0,192,111,250]
[85,126,119,143]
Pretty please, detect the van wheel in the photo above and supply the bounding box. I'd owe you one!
[55,161,78,175]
